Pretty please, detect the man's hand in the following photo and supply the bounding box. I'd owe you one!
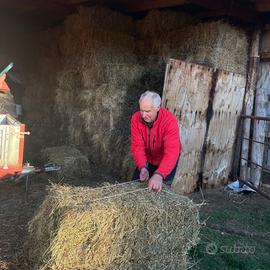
[148,174,163,192]
[140,167,149,181]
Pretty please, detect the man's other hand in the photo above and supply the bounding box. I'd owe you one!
[140,167,149,181]
[148,174,163,192]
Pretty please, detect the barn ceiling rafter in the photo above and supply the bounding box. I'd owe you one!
[0,0,268,30]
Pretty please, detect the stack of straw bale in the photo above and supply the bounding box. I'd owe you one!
[0,92,17,118]
[136,10,196,65]
[54,6,144,176]
[26,182,200,269]
[167,21,249,75]
[42,145,91,179]
[18,6,249,182]
[137,12,248,75]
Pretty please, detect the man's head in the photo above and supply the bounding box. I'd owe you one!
[139,91,161,123]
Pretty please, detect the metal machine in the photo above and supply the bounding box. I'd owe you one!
[0,114,29,179]
[0,63,60,183]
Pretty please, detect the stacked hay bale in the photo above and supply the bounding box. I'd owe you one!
[54,7,144,178]
[135,10,197,102]
[167,21,249,75]
[137,13,248,75]
[16,6,249,183]
[136,10,196,65]
[25,182,200,269]
[42,145,91,179]
[0,92,17,118]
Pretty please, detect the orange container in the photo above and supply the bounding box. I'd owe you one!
[0,74,10,93]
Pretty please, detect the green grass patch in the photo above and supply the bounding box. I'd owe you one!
[190,202,270,270]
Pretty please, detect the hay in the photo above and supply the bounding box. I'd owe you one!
[42,146,91,179]
[53,6,145,178]
[18,6,250,184]
[67,6,135,35]
[168,21,249,75]
[138,19,248,75]
[26,182,200,269]
[0,92,16,117]
[137,10,195,38]
[136,10,196,64]
[59,7,136,59]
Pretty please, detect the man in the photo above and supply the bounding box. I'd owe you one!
[131,91,181,192]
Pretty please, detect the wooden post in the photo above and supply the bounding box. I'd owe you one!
[240,28,261,183]
[251,63,268,187]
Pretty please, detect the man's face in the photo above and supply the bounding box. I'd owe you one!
[139,99,159,123]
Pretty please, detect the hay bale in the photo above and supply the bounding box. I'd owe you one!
[42,146,91,179]
[26,182,200,269]
[55,61,145,176]
[138,19,248,75]
[67,6,135,35]
[0,92,17,117]
[136,10,196,64]
[168,21,249,75]
[137,10,195,38]
[59,7,136,59]
[52,6,144,179]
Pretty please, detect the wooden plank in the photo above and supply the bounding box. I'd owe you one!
[203,71,246,187]
[250,63,269,187]
[241,29,261,182]
[261,27,270,55]
[193,0,258,22]
[116,0,187,12]
[162,59,213,193]
[261,52,270,62]
[255,0,270,12]
[198,7,258,23]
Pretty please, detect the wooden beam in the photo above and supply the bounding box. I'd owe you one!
[115,0,187,12]
[199,7,259,23]
[54,0,100,5]
[189,0,227,10]
[193,0,258,22]
[256,0,270,12]
[241,28,261,186]
[261,52,270,62]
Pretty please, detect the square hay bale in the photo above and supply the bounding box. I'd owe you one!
[168,21,249,75]
[42,146,91,179]
[66,6,136,36]
[0,92,17,118]
[138,20,248,75]
[26,182,200,270]
[137,10,196,39]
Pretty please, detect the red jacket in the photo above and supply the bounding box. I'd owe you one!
[131,108,181,178]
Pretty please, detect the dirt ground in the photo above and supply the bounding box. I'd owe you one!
[0,175,269,270]
[0,175,48,270]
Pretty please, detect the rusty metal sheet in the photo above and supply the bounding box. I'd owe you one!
[203,70,246,187]
[162,59,213,193]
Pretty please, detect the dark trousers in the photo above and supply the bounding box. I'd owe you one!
[132,159,179,185]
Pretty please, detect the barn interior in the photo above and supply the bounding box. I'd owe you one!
[0,1,270,269]
[1,0,269,188]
